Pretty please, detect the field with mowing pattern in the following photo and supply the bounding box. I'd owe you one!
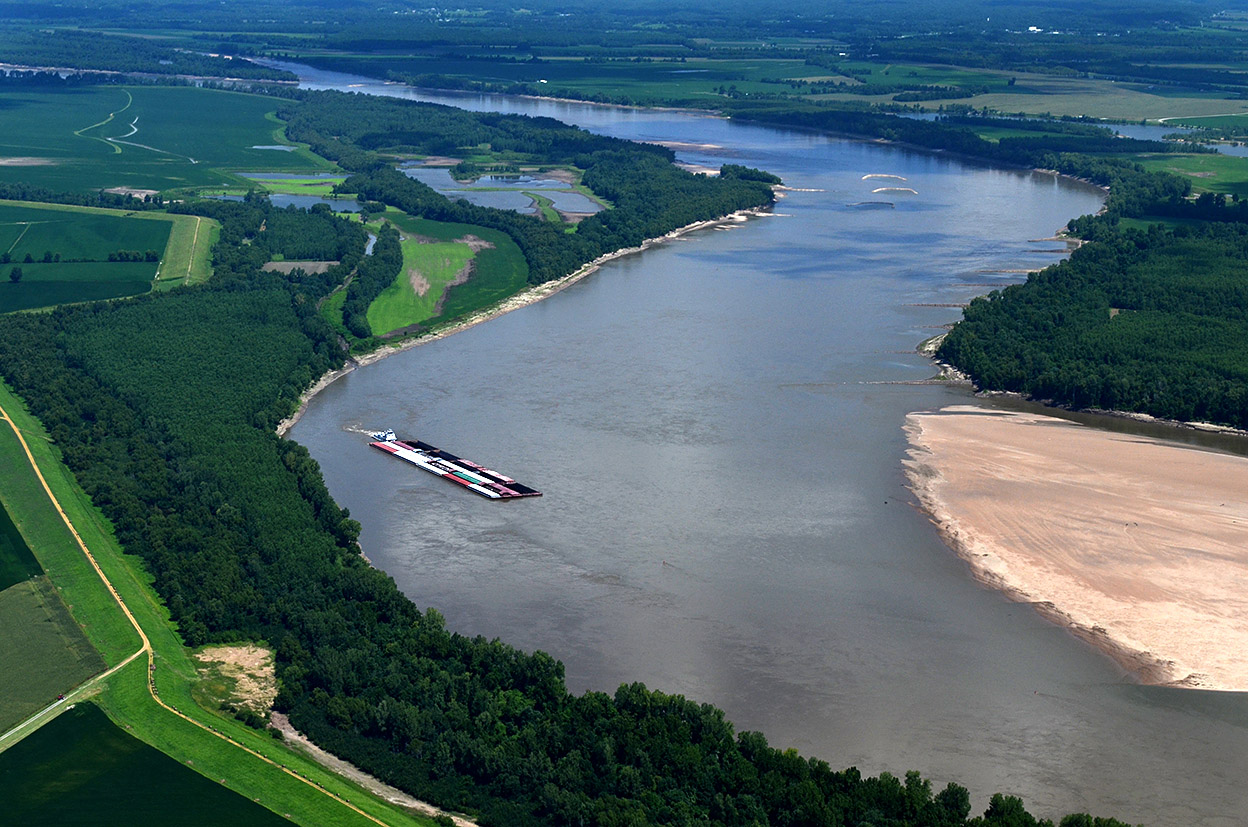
[0,86,334,194]
[0,576,105,732]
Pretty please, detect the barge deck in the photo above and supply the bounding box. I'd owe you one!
[369,431,541,500]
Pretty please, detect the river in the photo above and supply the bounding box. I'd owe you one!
[278,62,1248,825]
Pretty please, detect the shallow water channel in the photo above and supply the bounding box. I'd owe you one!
[279,61,1248,825]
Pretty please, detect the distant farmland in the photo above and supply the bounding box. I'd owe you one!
[0,85,333,194]
[0,201,172,312]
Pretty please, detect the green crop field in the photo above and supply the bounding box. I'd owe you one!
[1137,152,1248,197]
[0,499,41,591]
[0,201,176,312]
[0,578,105,732]
[382,214,528,331]
[0,86,334,194]
[0,703,292,827]
[244,175,348,196]
[0,201,169,259]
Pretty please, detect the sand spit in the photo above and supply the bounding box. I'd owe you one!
[270,713,476,826]
[276,206,769,436]
[905,405,1248,691]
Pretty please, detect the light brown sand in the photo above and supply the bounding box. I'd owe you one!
[193,644,276,716]
[905,405,1248,691]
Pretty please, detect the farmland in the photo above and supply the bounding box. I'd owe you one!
[0,201,172,312]
[0,380,437,827]
[0,86,333,195]
[0,577,105,732]
[0,703,293,827]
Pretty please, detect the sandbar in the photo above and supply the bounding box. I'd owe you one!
[905,404,1248,691]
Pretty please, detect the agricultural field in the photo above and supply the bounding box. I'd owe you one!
[0,497,41,591]
[1137,152,1248,197]
[292,53,828,104]
[810,64,1248,120]
[0,442,104,734]
[0,380,435,827]
[0,86,334,195]
[0,576,105,732]
[370,214,528,334]
[241,174,348,197]
[0,201,172,312]
[0,703,292,827]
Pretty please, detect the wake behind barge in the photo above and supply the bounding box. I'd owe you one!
[369,430,542,500]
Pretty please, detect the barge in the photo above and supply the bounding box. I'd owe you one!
[369,430,542,500]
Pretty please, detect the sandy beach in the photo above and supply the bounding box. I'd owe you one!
[276,206,768,436]
[905,404,1248,691]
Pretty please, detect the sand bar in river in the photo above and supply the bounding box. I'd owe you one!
[905,405,1248,691]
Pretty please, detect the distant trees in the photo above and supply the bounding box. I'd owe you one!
[939,223,1248,428]
[8,266,22,283]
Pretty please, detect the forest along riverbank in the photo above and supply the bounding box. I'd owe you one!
[905,404,1248,691]
[275,206,770,437]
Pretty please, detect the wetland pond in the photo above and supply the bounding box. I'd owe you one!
[276,60,1248,825]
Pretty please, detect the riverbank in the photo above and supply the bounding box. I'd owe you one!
[905,404,1248,691]
[276,205,770,436]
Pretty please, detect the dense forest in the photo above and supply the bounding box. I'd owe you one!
[938,223,1248,427]
[0,81,1143,825]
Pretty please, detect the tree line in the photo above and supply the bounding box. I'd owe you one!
[939,222,1248,428]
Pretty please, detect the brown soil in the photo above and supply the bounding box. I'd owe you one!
[262,261,337,274]
[409,268,431,297]
[194,644,276,716]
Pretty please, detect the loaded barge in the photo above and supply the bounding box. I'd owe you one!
[369,430,541,500]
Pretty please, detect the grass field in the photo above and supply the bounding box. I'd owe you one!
[382,214,528,332]
[0,200,170,312]
[0,577,105,732]
[1167,113,1248,130]
[154,213,218,288]
[368,238,475,336]
[244,175,348,196]
[0,703,292,827]
[1137,152,1248,197]
[0,86,334,194]
[0,380,436,827]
